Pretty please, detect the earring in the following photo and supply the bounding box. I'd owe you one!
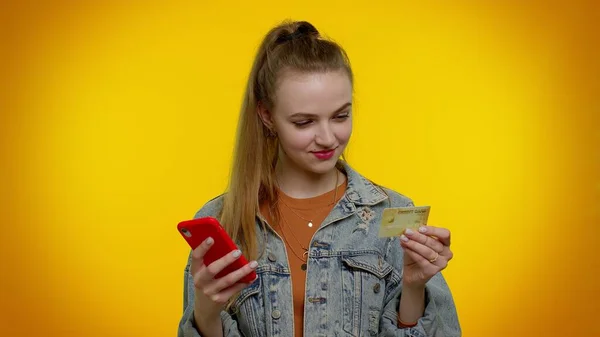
[267,128,277,137]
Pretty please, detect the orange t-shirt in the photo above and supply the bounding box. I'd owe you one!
[260,180,347,337]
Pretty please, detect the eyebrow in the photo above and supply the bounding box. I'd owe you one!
[289,102,352,118]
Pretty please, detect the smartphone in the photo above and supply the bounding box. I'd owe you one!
[177,216,256,283]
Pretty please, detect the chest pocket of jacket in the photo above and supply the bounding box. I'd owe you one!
[341,253,393,337]
[230,273,264,337]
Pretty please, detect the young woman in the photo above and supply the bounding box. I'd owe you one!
[178,20,461,337]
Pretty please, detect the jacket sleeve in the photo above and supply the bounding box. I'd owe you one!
[177,195,244,337]
[377,190,461,337]
[378,236,461,337]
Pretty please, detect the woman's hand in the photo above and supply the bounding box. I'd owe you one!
[399,225,453,288]
[190,237,258,335]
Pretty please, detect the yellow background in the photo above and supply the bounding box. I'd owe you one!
[1,1,598,336]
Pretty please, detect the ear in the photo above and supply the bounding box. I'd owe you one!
[257,101,275,131]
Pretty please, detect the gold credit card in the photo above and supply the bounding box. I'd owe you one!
[378,206,431,237]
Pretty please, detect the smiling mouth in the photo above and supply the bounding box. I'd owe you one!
[311,148,336,160]
[311,146,337,153]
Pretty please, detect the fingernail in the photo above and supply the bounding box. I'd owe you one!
[232,250,241,258]
[418,226,427,233]
[206,237,214,245]
[405,229,414,235]
[400,235,409,242]
[249,261,258,268]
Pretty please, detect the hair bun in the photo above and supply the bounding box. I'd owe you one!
[295,21,319,36]
[275,21,319,44]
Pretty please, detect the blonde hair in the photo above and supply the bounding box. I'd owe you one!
[220,20,353,262]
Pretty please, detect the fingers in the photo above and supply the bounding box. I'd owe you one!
[209,282,252,305]
[190,237,214,274]
[194,249,243,287]
[400,234,442,264]
[203,261,259,296]
[403,228,445,253]
[417,225,451,246]
[401,244,434,269]
[401,237,450,269]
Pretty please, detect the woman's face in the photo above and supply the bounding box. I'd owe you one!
[267,69,353,176]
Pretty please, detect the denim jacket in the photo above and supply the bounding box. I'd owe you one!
[178,163,461,337]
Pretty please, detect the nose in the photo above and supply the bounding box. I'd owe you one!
[314,121,336,148]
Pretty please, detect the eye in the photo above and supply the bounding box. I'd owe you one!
[293,120,312,127]
[335,112,350,120]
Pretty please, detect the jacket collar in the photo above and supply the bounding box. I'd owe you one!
[313,161,389,237]
[340,161,388,206]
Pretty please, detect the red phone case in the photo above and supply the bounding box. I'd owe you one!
[177,216,256,283]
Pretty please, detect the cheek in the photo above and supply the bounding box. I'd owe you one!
[335,123,353,144]
[279,129,314,151]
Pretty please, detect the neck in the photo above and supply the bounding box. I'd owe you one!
[275,158,343,199]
